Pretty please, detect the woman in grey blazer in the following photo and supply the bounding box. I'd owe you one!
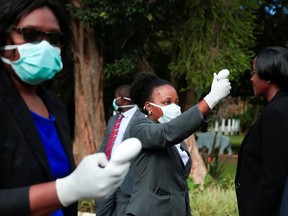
[125,72,231,216]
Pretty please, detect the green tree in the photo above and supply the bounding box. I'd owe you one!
[169,0,257,95]
[67,0,257,161]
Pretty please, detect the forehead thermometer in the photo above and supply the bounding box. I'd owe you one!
[217,69,230,80]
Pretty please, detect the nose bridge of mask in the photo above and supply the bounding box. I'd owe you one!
[157,103,181,123]
[162,103,181,112]
[28,41,61,68]
[149,102,180,114]
[2,40,60,52]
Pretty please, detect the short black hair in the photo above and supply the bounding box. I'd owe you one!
[116,84,131,98]
[130,72,172,109]
[0,0,70,46]
[255,46,288,92]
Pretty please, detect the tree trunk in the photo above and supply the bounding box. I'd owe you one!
[185,134,207,185]
[71,16,105,164]
[170,46,207,185]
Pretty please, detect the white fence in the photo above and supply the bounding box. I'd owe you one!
[213,118,240,135]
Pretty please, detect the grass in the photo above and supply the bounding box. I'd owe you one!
[222,162,237,177]
[189,158,238,216]
[229,134,244,147]
[190,184,238,216]
[187,134,242,216]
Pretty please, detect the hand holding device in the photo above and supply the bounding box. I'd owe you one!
[204,69,231,109]
[55,138,141,206]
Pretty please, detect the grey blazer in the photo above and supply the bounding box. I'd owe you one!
[126,106,206,216]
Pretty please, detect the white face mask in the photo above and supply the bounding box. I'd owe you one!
[112,97,135,111]
[149,102,181,123]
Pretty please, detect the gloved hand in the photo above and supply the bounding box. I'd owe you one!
[55,153,130,207]
[204,73,231,109]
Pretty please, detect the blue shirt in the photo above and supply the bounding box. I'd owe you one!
[31,111,70,216]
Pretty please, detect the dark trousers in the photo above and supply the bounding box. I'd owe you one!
[96,188,131,216]
[280,177,288,216]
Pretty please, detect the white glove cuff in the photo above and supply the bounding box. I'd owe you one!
[56,177,77,207]
[204,93,218,109]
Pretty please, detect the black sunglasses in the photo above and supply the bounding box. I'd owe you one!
[13,26,65,47]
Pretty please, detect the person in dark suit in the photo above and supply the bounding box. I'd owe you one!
[124,71,231,216]
[0,1,130,215]
[235,46,288,216]
[96,84,138,216]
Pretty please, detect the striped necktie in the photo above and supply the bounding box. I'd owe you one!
[105,114,124,160]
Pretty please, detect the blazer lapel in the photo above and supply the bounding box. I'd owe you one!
[0,70,52,178]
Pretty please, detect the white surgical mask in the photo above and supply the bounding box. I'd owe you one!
[1,40,62,85]
[149,102,181,123]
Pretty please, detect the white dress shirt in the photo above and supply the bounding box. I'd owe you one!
[111,105,138,156]
[175,144,189,165]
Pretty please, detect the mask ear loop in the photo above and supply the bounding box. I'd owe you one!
[0,44,18,65]
[143,102,154,116]
[0,44,18,50]
[117,96,135,108]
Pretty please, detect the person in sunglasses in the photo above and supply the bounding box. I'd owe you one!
[0,0,131,216]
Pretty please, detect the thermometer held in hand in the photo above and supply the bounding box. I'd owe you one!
[217,69,230,80]
[110,138,142,165]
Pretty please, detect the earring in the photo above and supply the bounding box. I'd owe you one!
[267,80,271,84]
[148,111,152,115]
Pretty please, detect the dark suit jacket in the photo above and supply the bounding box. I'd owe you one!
[235,91,288,216]
[0,66,77,215]
[126,106,206,216]
[100,110,137,195]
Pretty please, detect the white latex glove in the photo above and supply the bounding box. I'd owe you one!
[55,153,130,207]
[204,72,231,109]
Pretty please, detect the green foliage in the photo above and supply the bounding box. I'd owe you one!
[207,155,225,179]
[68,0,258,93]
[104,53,138,78]
[68,0,149,27]
[169,0,258,94]
[68,0,155,79]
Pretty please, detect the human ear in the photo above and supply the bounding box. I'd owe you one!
[144,102,151,113]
